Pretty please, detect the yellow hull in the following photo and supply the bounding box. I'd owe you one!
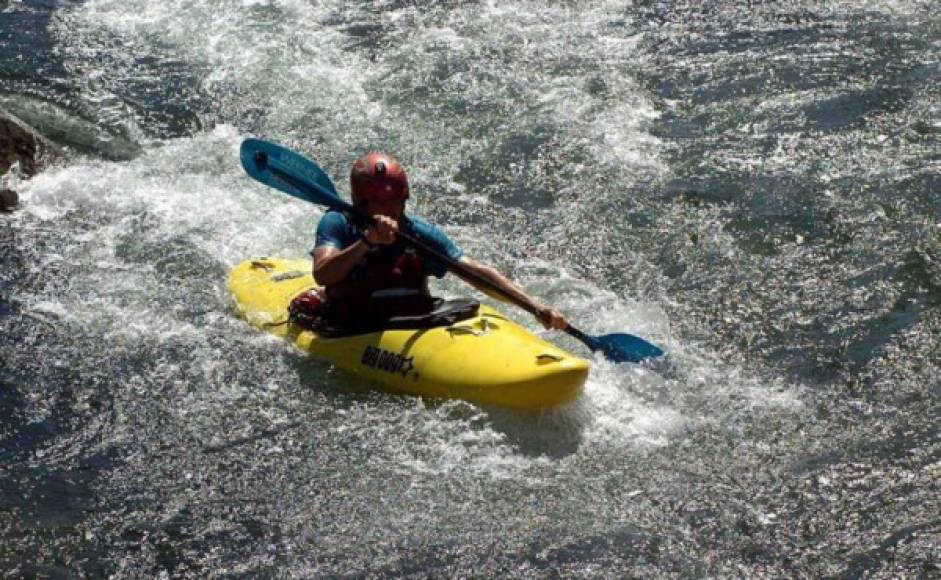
[227,258,589,409]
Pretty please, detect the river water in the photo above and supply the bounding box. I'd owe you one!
[1,0,938,576]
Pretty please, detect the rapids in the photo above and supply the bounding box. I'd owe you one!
[1,0,938,576]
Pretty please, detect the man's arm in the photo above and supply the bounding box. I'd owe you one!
[312,242,371,286]
[313,215,399,285]
[451,257,569,330]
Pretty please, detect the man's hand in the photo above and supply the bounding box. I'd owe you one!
[536,304,569,330]
[363,215,398,246]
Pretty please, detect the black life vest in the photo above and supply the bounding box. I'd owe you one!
[323,238,435,327]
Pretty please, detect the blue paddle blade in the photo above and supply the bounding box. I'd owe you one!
[587,332,665,363]
[240,138,346,209]
[566,326,665,363]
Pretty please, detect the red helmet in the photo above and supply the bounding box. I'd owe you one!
[350,152,409,205]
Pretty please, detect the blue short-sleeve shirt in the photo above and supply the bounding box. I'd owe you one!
[313,211,462,278]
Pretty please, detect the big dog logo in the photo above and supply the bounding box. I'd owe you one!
[361,346,415,378]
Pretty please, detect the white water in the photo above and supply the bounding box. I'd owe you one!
[7,0,938,577]
[0,0,810,481]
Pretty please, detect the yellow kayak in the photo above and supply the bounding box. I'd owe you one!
[227,258,589,409]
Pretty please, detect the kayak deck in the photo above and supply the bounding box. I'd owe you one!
[227,258,589,409]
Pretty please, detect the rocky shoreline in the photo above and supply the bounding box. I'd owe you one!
[1,107,62,211]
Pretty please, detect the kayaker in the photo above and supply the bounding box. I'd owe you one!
[310,152,569,334]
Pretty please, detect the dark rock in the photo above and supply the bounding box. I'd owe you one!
[0,188,17,212]
[0,108,61,177]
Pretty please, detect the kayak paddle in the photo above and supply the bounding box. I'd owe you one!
[239,138,665,363]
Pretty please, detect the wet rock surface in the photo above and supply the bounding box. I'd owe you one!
[0,188,18,211]
[1,107,60,178]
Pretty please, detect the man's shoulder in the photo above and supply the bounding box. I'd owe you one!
[315,210,357,249]
[405,214,445,237]
[405,214,461,258]
[318,210,350,228]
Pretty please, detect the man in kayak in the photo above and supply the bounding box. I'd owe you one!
[310,152,569,334]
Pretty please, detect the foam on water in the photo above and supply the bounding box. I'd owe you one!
[9,0,816,478]
[17,125,313,261]
[37,0,735,460]
[5,0,938,575]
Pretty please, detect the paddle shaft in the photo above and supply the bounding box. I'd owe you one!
[261,154,590,334]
